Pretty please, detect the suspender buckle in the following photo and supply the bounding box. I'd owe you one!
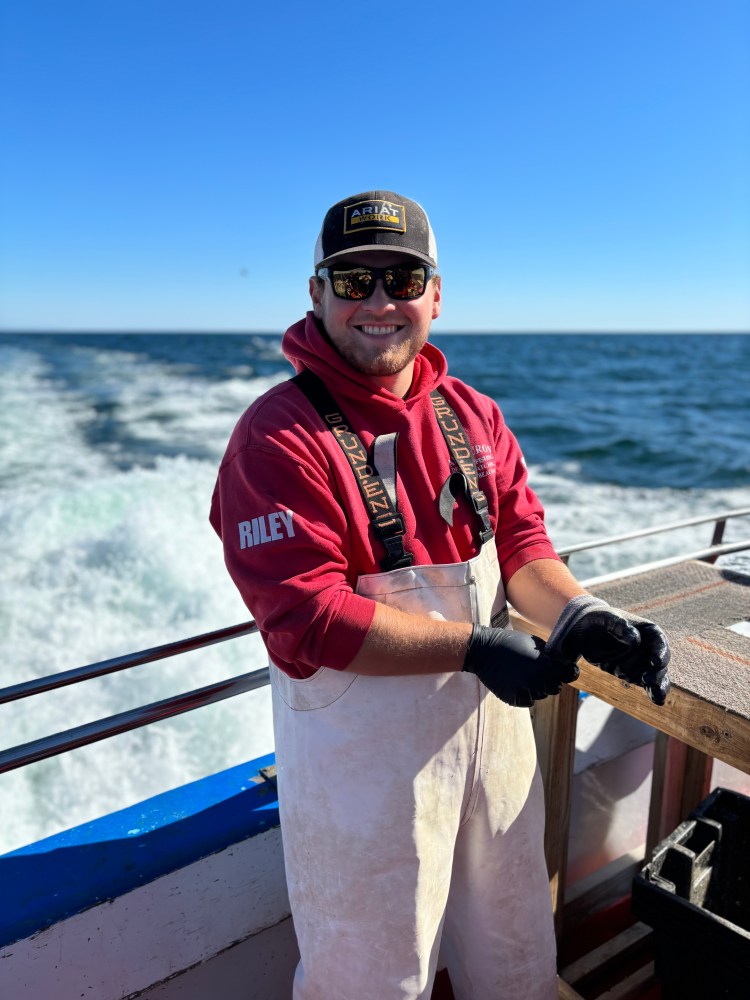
[372,512,407,540]
[472,491,494,546]
[379,542,413,571]
[373,514,413,571]
[473,491,489,513]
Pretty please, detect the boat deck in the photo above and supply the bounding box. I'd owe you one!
[512,558,750,999]
[590,558,750,725]
[2,540,747,1000]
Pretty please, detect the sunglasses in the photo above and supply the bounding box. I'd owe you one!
[316,263,436,301]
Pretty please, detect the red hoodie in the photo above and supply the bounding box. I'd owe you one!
[210,314,559,678]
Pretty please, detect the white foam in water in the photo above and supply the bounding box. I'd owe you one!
[0,346,110,489]
[534,465,750,581]
[1,339,748,855]
[0,343,283,854]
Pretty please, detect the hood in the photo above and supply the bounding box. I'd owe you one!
[282,312,448,409]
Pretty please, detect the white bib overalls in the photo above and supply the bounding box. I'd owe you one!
[270,539,558,999]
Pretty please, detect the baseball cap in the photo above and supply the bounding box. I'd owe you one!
[314,190,438,269]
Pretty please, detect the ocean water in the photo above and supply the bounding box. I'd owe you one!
[1,331,748,855]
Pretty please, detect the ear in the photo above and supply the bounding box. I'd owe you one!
[430,275,442,320]
[309,275,324,318]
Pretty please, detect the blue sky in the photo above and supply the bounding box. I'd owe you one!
[1,1,748,332]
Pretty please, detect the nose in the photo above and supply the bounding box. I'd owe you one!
[363,280,396,311]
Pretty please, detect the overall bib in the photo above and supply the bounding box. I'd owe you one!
[270,379,558,999]
[271,542,557,1000]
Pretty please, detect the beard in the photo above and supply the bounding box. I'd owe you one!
[333,331,427,378]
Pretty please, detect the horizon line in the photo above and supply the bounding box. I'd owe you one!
[2,328,748,336]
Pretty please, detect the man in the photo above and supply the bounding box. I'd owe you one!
[210,191,670,999]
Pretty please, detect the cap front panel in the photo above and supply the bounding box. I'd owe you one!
[314,190,437,268]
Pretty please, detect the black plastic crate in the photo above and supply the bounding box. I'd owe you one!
[632,786,750,997]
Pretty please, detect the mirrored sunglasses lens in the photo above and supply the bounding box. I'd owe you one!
[387,266,426,299]
[329,264,429,299]
[333,268,372,299]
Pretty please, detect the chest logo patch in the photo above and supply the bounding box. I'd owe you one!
[343,200,405,234]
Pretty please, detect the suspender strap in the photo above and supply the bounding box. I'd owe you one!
[371,433,398,507]
[430,390,494,547]
[292,370,414,572]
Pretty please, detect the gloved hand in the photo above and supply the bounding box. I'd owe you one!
[463,625,580,708]
[546,595,671,706]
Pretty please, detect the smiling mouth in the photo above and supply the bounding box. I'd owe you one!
[356,324,404,336]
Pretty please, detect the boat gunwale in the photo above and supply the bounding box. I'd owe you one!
[1,509,748,776]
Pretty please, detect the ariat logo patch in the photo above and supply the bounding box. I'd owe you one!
[238,510,295,550]
[344,200,405,234]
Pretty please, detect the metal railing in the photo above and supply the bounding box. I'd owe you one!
[0,622,266,775]
[1,508,748,776]
[557,507,750,585]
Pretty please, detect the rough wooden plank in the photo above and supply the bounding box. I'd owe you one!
[646,730,680,855]
[560,922,653,984]
[646,733,713,856]
[563,848,645,933]
[681,739,714,814]
[532,682,578,933]
[573,665,750,774]
[510,610,750,776]
[557,977,585,1000]
[597,960,656,999]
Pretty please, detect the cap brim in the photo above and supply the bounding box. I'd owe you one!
[316,245,437,269]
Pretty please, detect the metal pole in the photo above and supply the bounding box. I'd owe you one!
[0,667,270,774]
[0,620,259,705]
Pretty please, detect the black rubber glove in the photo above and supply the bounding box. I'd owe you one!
[546,596,671,706]
[463,625,580,708]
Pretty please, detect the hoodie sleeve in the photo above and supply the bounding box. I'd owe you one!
[210,442,376,678]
